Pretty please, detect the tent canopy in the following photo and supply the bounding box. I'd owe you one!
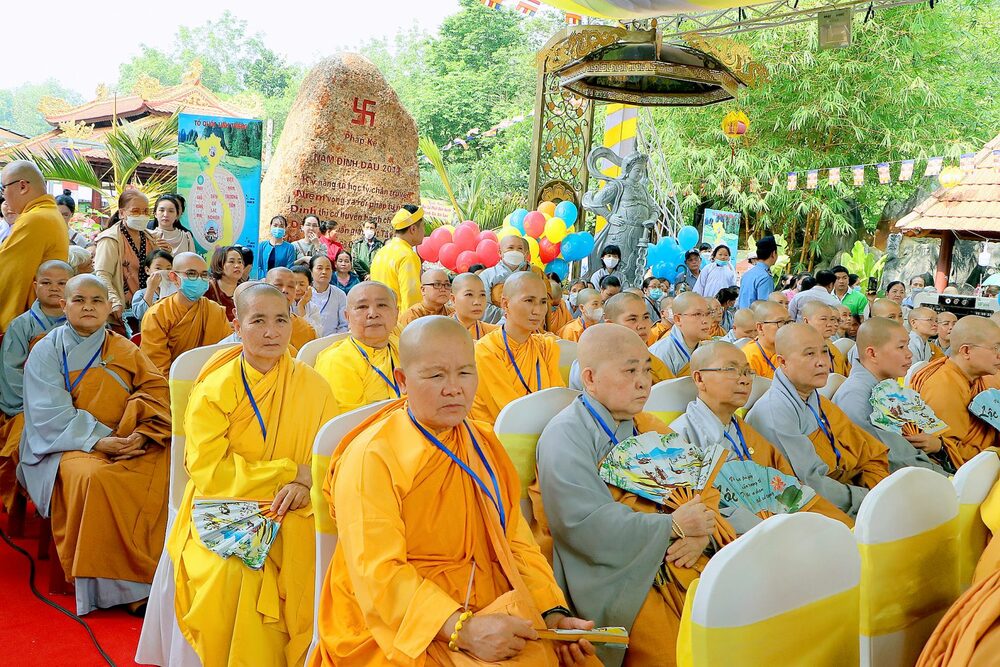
[545,0,769,20]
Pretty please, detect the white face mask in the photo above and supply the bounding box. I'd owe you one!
[585,306,605,322]
[125,215,148,231]
[363,228,375,240]
[503,250,526,268]
[603,257,619,269]
[158,279,178,298]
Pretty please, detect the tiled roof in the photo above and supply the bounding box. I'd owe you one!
[43,83,252,125]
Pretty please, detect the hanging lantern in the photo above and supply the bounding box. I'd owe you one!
[722,110,750,140]
[939,165,962,189]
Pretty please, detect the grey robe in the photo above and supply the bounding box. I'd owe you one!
[649,325,695,375]
[537,394,673,667]
[833,363,946,474]
[746,369,870,516]
[0,300,65,417]
[478,260,522,324]
[908,331,933,364]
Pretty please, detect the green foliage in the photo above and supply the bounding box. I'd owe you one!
[840,241,888,286]
[0,80,84,136]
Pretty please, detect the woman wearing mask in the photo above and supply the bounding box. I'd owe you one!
[589,244,621,289]
[55,190,89,247]
[149,194,195,254]
[253,215,296,278]
[127,249,174,327]
[206,245,244,321]
[566,280,588,317]
[332,250,361,294]
[642,276,663,323]
[693,244,737,298]
[310,255,349,336]
[293,214,325,264]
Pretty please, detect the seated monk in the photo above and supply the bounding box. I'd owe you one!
[471,271,563,423]
[537,324,731,667]
[746,324,889,517]
[768,291,789,308]
[911,315,1000,467]
[833,317,948,474]
[558,288,603,342]
[907,306,939,364]
[647,318,672,345]
[396,268,454,331]
[312,316,598,666]
[705,297,726,338]
[266,266,318,349]
[314,281,402,415]
[649,292,714,376]
[916,566,1000,667]
[0,260,71,509]
[481,235,554,328]
[741,300,790,379]
[140,251,231,375]
[671,341,851,532]
[849,298,903,366]
[936,310,957,356]
[452,272,498,341]
[569,293,674,389]
[167,283,338,665]
[801,302,850,376]
[547,279,573,334]
[19,274,171,615]
[720,308,756,344]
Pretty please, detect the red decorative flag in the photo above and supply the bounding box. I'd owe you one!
[515,0,540,15]
[482,0,503,7]
[565,12,582,24]
[787,172,798,191]
[899,160,914,182]
[806,170,818,190]
[924,157,943,177]
[828,167,841,186]
[852,165,865,186]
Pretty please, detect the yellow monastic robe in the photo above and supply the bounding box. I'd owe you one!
[472,328,563,423]
[647,320,672,345]
[708,323,725,338]
[458,318,499,342]
[168,346,338,667]
[547,299,573,334]
[370,237,422,312]
[827,341,851,376]
[558,317,594,342]
[314,336,401,415]
[931,342,946,360]
[395,301,454,333]
[808,397,889,490]
[743,340,779,380]
[312,399,590,666]
[916,569,1000,667]
[651,354,675,384]
[912,357,1000,467]
[291,313,318,350]
[140,294,232,375]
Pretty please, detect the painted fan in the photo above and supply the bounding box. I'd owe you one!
[599,431,727,505]
[869,379,947,435]
[192,499,281,570]
[970,388,1000,430]
[715,460,816,517]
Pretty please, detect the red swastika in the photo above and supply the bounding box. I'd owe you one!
[351,98,376,127]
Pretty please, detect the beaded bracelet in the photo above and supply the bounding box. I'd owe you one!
[671,520,686,539]
[449,610,474,652]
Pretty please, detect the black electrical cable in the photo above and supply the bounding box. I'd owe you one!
[0,526,116,666]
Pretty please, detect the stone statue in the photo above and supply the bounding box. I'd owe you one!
[582,148,659,287]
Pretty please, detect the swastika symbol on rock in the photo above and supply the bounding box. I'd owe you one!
[352,98,376,127]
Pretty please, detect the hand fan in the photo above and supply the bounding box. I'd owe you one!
[598,431,727,505]
[970,388,1000,430]
[536,627,629,646]
[869,379,947,435]
[715,460,816,516]
[192,498,282,570]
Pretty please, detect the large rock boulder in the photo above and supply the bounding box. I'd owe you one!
[260,53,420,242]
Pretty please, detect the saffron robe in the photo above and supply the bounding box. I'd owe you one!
[312,399,579,666]
[396,301,454,332]
[915,568,1000,667]
[19,326,170,614]
[742,339,779,380]
[315,336,401,416]
[167,346,338,667]
[141,294,232,375]
[558,316,598,342]
[291,313,318,350]
[547,299,573,334]
[649,326,698,377]
[647,320,672,345]
[746,369,889,517]
[0,195,69,332]
[537,395,734,667]
[471,327,563,423]
[457,317,499,341]
[369,237,423,312]
[911,357,1000,467]
[708,323,726,339]
[828,341,851,376]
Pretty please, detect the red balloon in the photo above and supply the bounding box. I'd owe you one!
[479,229,498,244]
[438,243,461,271]
[429,227,453,246]
[476,239,500,267]
[523,212,546,238]
[458,220,481,234]
[456,250,480,273]
[417,239,440,263]
[453,224,479,252]
[538,238,561,263]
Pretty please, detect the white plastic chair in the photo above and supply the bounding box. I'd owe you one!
[645,376,697,425]
[297,332,350,367]
[834,338,856,356]
[684,513,860,666]
[743,376,772,413]
[818,372,847,399]
[953,450,1000,588]
[555,338,577,385]
[855,467,961,667]
[305,400,391,665]
[903,360,929,388]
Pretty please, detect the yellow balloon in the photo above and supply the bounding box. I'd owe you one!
[544,218,568,243]
[542,212,553,221]
[497,226,521,240]
[538,201,557,217]
[525,236,540,260]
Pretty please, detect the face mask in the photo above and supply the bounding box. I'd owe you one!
[125,215,148,231]
[503,251,525,267]
[363,228,375,240]
[179,277,209,301]
[272,227,286,240]
[603,257,619,269]
[649,288,663,301]
[158,280,177,298]
[715,259,728,267]
[585,306,604,322]
[568,293,578,307]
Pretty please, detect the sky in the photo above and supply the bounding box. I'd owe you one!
[2,0,463,96]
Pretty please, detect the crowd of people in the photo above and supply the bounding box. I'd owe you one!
[1,158,1000,665]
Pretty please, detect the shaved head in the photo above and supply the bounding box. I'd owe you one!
[871,298,903,322]
[453,273,484,293]
[266,266,294,281]
[801,300,832,320]
[266,266,296,304]
[502,270,546,300]
[62,274,112,335]
[801,302,838,339]
[65,273,108,299]
[690,340,741,374]
[604,292,652,339]
[604,291,645,321]
[857,317,906,352]
[235,283,288,321]
[399,315,472,368]
[0,160,44,187]
[952,315,1000,350]
[578,324,652,418]
[908,306,936,325]
[731,308,756,339]
[991,312,1000,328]
[776,323,830,391]
[949,315,1000,378]
[752,300,788,322]
[501,271,548,335]
[550,280,564,300]
[673,291,707,315]
[579,324,647,372]
[37,259,74,278]
[349,280,397,308]
[173,252,207,272]
[768,291,789,307]
[691,341,754,414]
[1,160,46,214]
[856,317,911,380]
[775,322,825,358]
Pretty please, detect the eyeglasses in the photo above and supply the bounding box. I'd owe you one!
[181,270,211,280]
[0,179,26,194]
[698,367,756,379]
[910,318,935,322]
[681,311,711,319]
[422,282,452,290]
[967,344,1000,355]
[124,207,150,216]
[761,319,792,326]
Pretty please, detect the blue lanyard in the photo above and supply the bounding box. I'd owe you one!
[671,332,692,363]
[408,410,506,530]
[827,348,836,370]
[240,356,268,442]
[453,315,481,340]
[502,327,541,394]
[30,309,64,330]
[320,288,333,313]
[351,338,400,397]
[580,394,636,445]
[61,344,103,393]
[755,341,778,372]
[723,418,752,461]
[806,395,842,467]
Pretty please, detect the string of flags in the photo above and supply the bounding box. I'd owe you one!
[786,151,1000,190]
[440,111,534,152]
[481,0,582,24]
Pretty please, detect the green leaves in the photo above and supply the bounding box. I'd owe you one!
[840,241,888,285]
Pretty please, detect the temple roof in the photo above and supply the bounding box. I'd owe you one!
[0,126,27,145]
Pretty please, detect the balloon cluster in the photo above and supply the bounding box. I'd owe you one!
[417,221,502,273]
[498,200,594,281]
[645,225,701,279]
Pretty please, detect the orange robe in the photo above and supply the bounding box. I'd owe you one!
[808,398,889,490]
[827,341,851,376]
[558,316,594,342]
[647,320,672,345]
[472,328,564,423]
[140,294,231,375]
[911,358,1000,467]
[916,568,1000,667]
[458,318,499,342]
[743,340,779,379]
[547,299,573,334]
[931,342,945,360]
[396,301,454,332]
[708,323,725,338]
[292,313,318,350]
[313,399,588,666]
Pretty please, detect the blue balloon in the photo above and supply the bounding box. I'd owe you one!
[561,232,593,262]
[652,261,672,278]
[509,208,529,234]
[646,243,663,267]
[678,226,700,251]
[545,259,569,280]
[554,201,578,226]
[576,231,595,256]
[663,237,680,253]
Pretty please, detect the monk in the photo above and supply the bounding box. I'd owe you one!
[452,272,498,341]
[315,281,402,415]
[396,268,454,331]
[547,279,573,334]
[313,316,597,666]
[936,310,957,356]
[537,324,729,667]
[768,291,789,308]
[705,297,726,338]
[140,252,231,375]
[915,567,1000,667]
[801,302,850,376]
[720,308,756,344]
[558,288,603,342]
[19,274,171,615]
[671,341,852,533]
[741,300,790,379]
[0,160,69,332]
[746,324,889,517]
[167,283,338,666]
[832,317,947,474]
[0,260,71,509]
[646,317,672,345]
[848,298,905,367]
[907,306,939,363]
[480,235,554,327]
[911,316,1000,467]
[649,292,713,376]
[369,205,424,312]
[266,266,318,349]
[471,272,563,423]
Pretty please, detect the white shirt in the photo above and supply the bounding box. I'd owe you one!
[788,286,843,321]
[311,285,349,336]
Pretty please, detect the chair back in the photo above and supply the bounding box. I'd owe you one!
[645,376,697,425]
[684,513,860,666]
[903,360,929,388]
[556,338,577,385]
[834,338,856,355]
[818,372,847,399]
[741,376,772,414]
[297,332,350,367]
[855,467,961,667]
[953,450,1000,588]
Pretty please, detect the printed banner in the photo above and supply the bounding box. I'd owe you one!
[877,163,891,185]
[806,170,819,190]
[899,159,915,182]
[924,157,943,177]
[703,209,741,260]
[828,167,841,186]
[787,172,798,191]
[853,165,865,186]
[961,153,976,172]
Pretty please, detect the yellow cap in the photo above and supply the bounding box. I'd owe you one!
[391,206,424,230]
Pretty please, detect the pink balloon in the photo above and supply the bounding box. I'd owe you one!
[479,229,498,244]
[459,220,480,234]
[438,243,461,271]
[418,239,440,263]
[523,211,546,238]
[457,250,480,273]
[476,239,500,267]
[453,224,479,252]
[429,227,453,246]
